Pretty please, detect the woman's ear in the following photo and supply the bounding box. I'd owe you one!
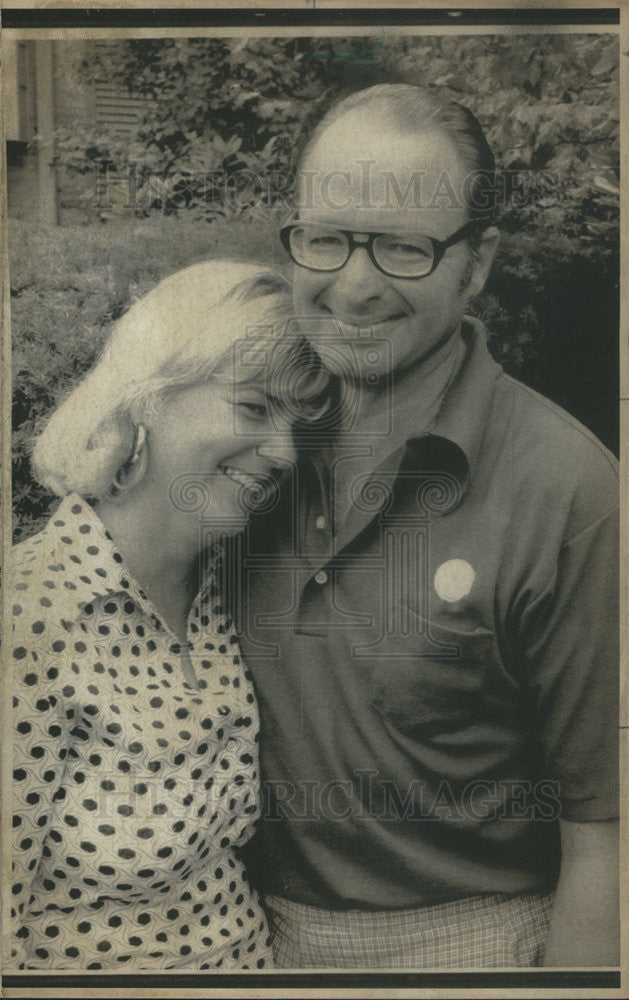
[110,424,149,497]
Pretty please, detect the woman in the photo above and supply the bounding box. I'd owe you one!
[10,260,326,970]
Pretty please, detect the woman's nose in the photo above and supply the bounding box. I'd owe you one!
[258,429,296,470]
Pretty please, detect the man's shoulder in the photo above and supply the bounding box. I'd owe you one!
[490,371,618,520]
[495,371,617,471]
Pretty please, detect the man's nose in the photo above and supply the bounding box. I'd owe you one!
[330,245,387,307]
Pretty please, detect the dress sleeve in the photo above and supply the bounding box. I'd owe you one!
[516,503,619,822]
[11,617,72,967]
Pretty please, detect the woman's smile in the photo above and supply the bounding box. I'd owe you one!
[218,463,268,487]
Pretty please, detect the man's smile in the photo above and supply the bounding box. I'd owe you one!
[318,304,408,333]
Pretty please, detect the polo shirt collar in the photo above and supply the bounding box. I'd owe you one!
[305,317,501,546]
[28,493,136,630]
[424,315,502,484]
[20,493,169,629]
[340,316,501,498]
[33,494,219,636]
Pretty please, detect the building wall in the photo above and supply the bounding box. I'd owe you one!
[6,39,41,223]
[6,149,40,221]
[6,40,143,226]
[53,40,100,225]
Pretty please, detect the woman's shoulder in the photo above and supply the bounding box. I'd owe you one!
[11,493,131,661]
[10,496,93,649]
[12,493,109,584]
[11,528,63,671]
[12,519,59,605]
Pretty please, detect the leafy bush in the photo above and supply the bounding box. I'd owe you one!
[52,32,618,240]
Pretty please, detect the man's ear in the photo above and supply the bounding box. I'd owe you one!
[468,226,500,298]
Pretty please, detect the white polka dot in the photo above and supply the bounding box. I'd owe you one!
[434,559,476,603]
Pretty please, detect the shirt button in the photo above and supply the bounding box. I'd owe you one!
[315,516,327,530]
[314,570,328,585]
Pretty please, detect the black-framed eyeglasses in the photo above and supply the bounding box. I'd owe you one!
[280,218,490,279]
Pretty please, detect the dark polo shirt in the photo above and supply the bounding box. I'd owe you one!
[238,318,618,910]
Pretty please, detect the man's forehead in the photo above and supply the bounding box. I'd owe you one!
[297,113,469,230]
[306,107,462,167]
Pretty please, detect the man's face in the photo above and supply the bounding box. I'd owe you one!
[292,111,497,381]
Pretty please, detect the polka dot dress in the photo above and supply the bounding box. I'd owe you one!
[10,495,273,970]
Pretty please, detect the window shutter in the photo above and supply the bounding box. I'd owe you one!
[94,83,150,140]
[92,42,153,140]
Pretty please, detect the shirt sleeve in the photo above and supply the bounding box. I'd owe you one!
[517,503,619,822]
[11,622,73,967]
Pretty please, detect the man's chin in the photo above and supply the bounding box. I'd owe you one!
[306,325,400,378]
[304,338,367,382]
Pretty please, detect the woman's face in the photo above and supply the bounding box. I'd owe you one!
[143,377,296,535]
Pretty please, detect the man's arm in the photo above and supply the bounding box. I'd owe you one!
[543,817,619,966]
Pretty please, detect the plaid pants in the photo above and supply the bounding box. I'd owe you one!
[264,891,554,969]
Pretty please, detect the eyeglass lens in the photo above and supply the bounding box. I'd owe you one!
[289,225,436,277]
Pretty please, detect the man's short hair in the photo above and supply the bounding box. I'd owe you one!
[298,84,497,232]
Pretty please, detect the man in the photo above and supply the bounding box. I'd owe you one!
[238,85,619,968]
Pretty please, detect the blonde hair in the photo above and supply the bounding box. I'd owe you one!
[33,259,326,500]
